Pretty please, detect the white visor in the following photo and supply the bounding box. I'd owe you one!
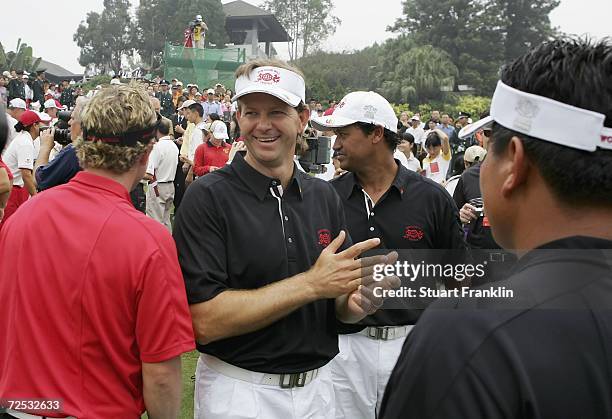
[233,66,305,107]
[459,81,612,152]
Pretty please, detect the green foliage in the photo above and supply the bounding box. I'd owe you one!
[264,0,340,60]
[389,0,560,96]
[0,39,43,73]
[74,0,134,73]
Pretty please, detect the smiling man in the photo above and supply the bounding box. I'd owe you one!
[173,59,398,419]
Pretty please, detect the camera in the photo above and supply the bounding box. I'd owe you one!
[298,131,331,174]
[40,110,73,146]
[469,197,484,217]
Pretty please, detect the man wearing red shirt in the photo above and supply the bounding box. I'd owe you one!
[193,120,231,176]
[0,84,195,419]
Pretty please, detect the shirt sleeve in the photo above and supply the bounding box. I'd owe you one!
[453,176,467,210]
[146,146,158,176]
[193,144,209,177]
[173,181,229,304]
[188,129,203,161]
[35,145,81,191]
[136,240,196,363]
[17,140,34,170]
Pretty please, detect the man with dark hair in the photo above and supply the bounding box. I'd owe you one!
[312,91,465,418]
[380,38,612,418]
[32,70,46,106]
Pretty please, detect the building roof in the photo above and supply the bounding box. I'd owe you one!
[34,59,82,83]
[223,0,291,43]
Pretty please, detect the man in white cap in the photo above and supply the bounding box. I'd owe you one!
[407,114,425,147]
[43,98,60,124]
[202,88,221,120]
[173,59,399,419]
[6,98,27,147]
[192,14,208,49]
[380,38,612,419]
[311,91,465,418]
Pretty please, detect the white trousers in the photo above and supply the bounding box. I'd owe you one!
[194,354,335,419]
[145,182,174,231]
[331,331,411,419]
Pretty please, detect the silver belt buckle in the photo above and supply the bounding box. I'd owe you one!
[279,372,307,388]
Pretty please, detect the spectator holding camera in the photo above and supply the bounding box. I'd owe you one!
[34,96,88,191]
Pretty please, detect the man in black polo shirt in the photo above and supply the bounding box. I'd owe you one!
[312,91,465,418]
[173,59,398,419]
[380,38,612,418]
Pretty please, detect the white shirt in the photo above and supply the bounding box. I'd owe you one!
[188,121,207,162]
[423,150,452,184]
[407,126,425,145]
[147,136,179,182]
[5,114,18,149]
[2,131,35,187]
[397,151,421,172]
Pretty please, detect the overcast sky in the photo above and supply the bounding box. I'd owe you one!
[1,0,610,73]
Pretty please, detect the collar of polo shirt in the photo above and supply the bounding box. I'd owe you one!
[459,81,612,152]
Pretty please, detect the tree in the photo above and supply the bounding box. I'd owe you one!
[134,0,228,72]
[263,0,340,60]
[490,0,560,62]
[0,39,42,73]
[74,0,134,74]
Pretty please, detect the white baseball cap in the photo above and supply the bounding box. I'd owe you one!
[22,74,29,79]
[233,65,306,107]
[9,98,26,109]
[211,121,229,140]
[411,115,421,122]
[311,91,398,134]
[178,99,196,110]
[206,88,215,94]
[44,99,58,109]
[459,81,612,152]
[37,111,52,123]
[110,78,121,85]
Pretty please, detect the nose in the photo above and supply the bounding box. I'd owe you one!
[255,113,273,131]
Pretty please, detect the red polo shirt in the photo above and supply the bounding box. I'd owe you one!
[193,140,230,176]
[0,171,195,418]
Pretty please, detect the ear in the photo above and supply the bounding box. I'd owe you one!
[298,107,310,131]
[370,125,385,145]
[500,136,531,199]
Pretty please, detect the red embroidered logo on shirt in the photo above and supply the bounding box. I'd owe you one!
[317,229,332,247]
[403,226,424,241]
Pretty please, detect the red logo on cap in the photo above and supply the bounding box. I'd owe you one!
[403,226,424,241]
[602,135,612,144]
[317,229,332,247]
[257,72,280,83]
[337,101,346,109]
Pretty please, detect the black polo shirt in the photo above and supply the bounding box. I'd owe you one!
[173,152,350,374]
[379,236,612,419]
[331,162,465,332]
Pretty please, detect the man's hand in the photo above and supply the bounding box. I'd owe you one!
[305,231,385,299]
[40,127,55,151]
[175,125,185,134]
[0,208,4,222]
[345,252,401,317]
[459,203,479,224]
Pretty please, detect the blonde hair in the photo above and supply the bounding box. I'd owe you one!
[234,58,304,79]
[76,83,156,174]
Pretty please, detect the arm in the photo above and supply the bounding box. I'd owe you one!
[436,128,451,157]
[35,145,80,191]
[21,169,37,196]
[189,232,384,344]
[192,145,209,177]
[0,168,11,220]
[142,356,182,419]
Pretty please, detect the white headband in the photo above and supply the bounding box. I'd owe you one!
[460,81,612,152]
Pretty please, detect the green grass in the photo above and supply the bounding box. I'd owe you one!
[142,351,198,419]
